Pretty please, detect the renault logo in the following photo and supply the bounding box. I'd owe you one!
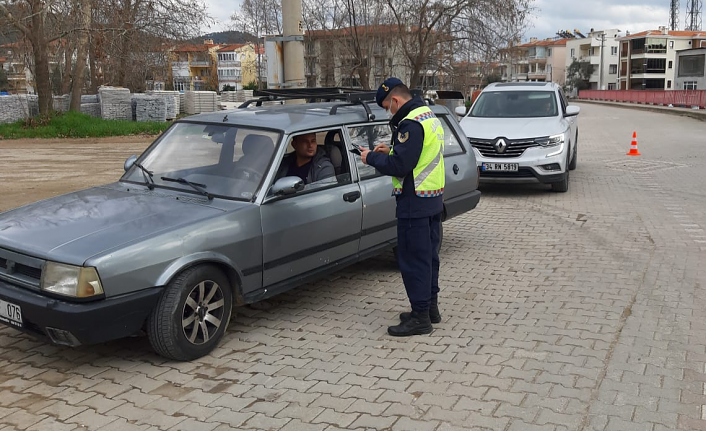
[494,138,508,153]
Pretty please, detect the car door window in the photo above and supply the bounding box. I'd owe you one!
[268,128,351,197]
[438,115,466,157]
[558,89,569,113]
[347,123,392,180]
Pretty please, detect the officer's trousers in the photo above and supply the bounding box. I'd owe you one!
[396,212,441,312]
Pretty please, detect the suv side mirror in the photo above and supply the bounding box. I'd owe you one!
[124,155,137,172]
[454,106,467,116]
[565,106,580,117]
[271,176,305,196]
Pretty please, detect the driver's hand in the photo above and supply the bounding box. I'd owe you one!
[373,143,390,155]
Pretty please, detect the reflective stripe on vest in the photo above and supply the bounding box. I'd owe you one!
[390,106,445,198]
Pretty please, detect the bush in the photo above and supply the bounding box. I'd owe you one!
[0,111,171,139]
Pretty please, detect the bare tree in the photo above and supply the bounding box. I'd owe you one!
[230,0,281,88]
[70,0,90,110]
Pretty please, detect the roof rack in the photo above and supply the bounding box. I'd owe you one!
[238,87,379,121]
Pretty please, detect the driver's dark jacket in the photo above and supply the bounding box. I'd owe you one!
[275,148,335,184]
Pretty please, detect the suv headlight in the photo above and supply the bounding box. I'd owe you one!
[41,262,104,298]
[535,134,564,147]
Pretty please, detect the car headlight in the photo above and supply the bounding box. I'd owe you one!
[536,134,564,147]
[41,262,104,298]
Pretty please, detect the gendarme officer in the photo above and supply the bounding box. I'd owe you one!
[361,78,445,337]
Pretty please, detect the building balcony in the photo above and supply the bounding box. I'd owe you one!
[190,61,210,67]
[172,61,189,68]
[529,57,546,64]
[528,71,547,78]
[219,60,241,67]
[219,76,242,83]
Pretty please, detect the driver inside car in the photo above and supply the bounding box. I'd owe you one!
[275,132,336,185]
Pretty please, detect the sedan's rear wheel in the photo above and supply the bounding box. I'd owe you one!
[147,265,233,361]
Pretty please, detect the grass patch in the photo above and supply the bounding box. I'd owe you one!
[0,111,171,139]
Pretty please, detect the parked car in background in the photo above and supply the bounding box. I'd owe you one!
[455,82,580,192]
[0,90,480,360]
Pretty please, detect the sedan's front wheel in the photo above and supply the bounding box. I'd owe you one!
[147,265,233,361]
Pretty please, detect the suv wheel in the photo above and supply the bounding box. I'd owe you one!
[147,265,233,361]
[551,152,570,193]
[568,133,578,171]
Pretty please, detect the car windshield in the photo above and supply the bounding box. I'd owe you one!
[470,91,558,118]
[121,122,280,200]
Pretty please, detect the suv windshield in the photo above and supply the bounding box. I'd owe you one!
[470,90,558,118]
[122,122,280,200]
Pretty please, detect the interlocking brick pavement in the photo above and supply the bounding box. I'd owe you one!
[0,103,705,430]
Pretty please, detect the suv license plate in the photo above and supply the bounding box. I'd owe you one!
[482,163,518,172]
[0,299,22,327]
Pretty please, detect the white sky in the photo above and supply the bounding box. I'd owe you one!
[202,0,682,39]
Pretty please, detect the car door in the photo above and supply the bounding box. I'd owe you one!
[558,88,578,146]
[346,122,397,254]
[260,128,363,287]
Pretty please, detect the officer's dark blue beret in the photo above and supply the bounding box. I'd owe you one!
[376,77,404,107]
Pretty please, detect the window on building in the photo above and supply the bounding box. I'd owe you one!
[678,54,705,77]
[669,41,674,49]
[608,83,616,90]
[547,48,552,57]
[667,80,671,88]
[684,81,698,90]
[669,60,673,69]
[611,46,618,55]
[570,48,575,58]
[609,64,617,74]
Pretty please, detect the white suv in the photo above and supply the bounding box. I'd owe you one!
[455,82,580,192]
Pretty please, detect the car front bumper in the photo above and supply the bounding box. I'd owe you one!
[0,279,163,346]
[474,145,567,184]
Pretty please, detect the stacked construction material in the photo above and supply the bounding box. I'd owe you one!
[81,94,99,104]
[98,86,132,120]
[52,95,70,112]
[184,90,218,114]
[131,94,167,122]
[233,90,254,103]
[220,91,238,102]
[0,95,28,123]
[147,90,180,119]
[79,94,101,117]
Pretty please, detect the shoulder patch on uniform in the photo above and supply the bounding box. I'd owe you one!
[398,131,409,143]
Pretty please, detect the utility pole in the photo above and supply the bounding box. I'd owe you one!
[282,0,306,92]
[598,33,605,90]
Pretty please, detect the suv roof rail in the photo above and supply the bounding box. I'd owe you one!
[238,87,375,108]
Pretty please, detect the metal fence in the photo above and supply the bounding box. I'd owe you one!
[578,90,706,109]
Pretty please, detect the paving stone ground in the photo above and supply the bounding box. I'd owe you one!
[0,103,705,430]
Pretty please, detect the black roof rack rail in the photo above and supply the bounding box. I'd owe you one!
[329,91,378,121]
[238,87,374,108]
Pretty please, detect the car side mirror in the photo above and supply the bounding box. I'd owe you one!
[124,155,137,172]
[565,105,580,117]
[271,176,305,196]
[454,106,467,116]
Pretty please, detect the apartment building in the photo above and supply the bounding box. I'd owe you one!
[501,38,568,85]
[216,43,266,91]
[0,41,65,94]
[675,47,706,90]
[170,40,221,91]
[565,29,622,90]
[618,27,706,90]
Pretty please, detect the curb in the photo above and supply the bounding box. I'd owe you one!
[573,100,706,122]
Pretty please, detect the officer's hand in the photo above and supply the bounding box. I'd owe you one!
[373,143,390,155]
[361,148,371,165]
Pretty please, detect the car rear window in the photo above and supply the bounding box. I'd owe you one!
[470,91,558,118]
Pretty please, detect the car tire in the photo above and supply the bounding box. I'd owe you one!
[569,133,578,171]
[551,152,570,193]
[147,265,233,361]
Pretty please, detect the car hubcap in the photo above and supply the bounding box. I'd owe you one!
[182,280,225,345]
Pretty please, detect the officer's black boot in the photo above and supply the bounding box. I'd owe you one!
[400,303,441,324]
[388,310,433,337]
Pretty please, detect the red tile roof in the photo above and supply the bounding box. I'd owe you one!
[218,44,246,52]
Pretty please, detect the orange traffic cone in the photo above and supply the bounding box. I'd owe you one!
[626,131,641,156]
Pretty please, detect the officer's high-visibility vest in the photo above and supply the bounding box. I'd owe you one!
[390,106,445,197]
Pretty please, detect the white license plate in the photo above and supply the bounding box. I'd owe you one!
[0,299,22,327]
[482,162,519,172]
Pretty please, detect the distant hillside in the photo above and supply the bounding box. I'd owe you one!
[189,30,257,44]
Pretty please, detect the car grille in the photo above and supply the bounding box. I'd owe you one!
[469,137,540,158]
[480,168,536,178]
[0,252,44,287]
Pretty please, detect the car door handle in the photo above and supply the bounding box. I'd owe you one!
[343,191,361,202]
[453,164,459,175]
